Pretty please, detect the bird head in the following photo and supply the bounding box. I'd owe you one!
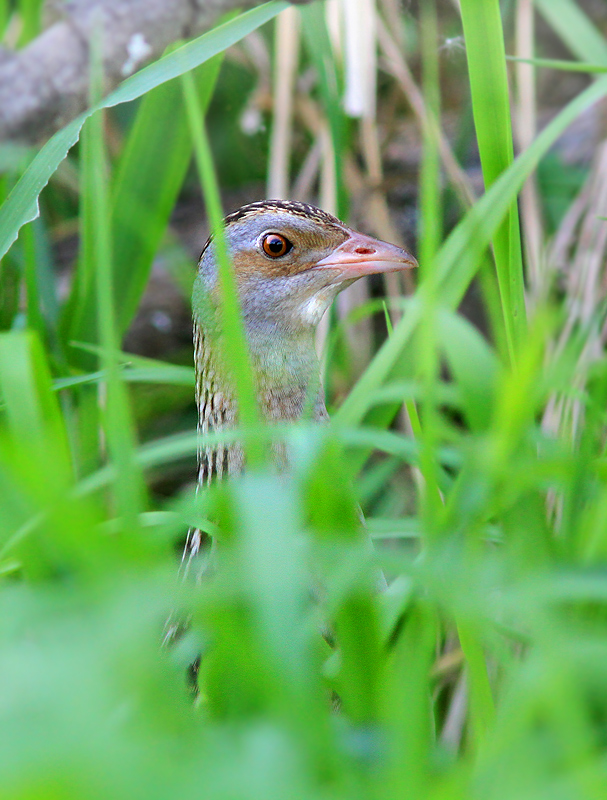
[194,200,417,339]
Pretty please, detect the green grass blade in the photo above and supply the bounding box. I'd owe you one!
[0,331,71,480]
[535,0,607,66]
[506,56,607,73]
[418,0,441,271]
[59,343,195,386]
[21,223,46,345]
[182,71,262,464]
[439,310,498,433]
[460,0,526,365]
[337,72,607,429]
[415,0,445,530]
[52,364,193,392]
[0,1,289,261]
[17,0,43,44]
[0,115,84,260]
[111,56,222,334]
[382,604,437,798]
[62,56,222,366]
[457,620,496,751]
[80,50,145,525]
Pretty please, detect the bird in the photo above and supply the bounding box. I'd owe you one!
[183,199,417,566]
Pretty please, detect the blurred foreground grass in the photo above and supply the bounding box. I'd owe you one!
[2,1,607,798]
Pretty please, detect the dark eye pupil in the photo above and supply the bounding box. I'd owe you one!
[262,234,292,258]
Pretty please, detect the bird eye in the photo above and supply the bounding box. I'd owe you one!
[261,233,292,258]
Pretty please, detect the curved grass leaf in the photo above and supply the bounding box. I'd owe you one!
[506,56,607,73]
[0,330,71,480]
[61,56,222,362]
[0,1,289,260]
[535,0,607,66]
[337,72,607,428]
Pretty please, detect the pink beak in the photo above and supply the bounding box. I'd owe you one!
[313,229,417,277]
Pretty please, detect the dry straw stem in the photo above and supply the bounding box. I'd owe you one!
[289,93,335,355]
[267,6,300,198]
[334,3,415,340]
[283,1,386,366]
[543,141,607,447]
[291,135,323,199]
[0,0,313,144]
[379,0,404,46]
[376,12,476,210]
[440,671,468,751]
[342,0,376,118]
[230,29,272,125]
[347,1,408,308]
[358,105,409,309]
[316,119,338,359]
[541,141,607,529]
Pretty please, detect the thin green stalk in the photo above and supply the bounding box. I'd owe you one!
[460,0,526,366]
[506,56,607,73]
[383,300,442,517]
[338,71,607,432]
[416,0,444,531]
[64,56,223,370]
[419,0,441,271]
[181,71,263,467]
[457,621,495,751]
[17,0,44,45]
[384,301,421,441]
[535,0,607,67]
[0,2,7,38]
[405,398,423,441]
[20,218,62,362]
[21,223,46,343]
[83,43,145,526]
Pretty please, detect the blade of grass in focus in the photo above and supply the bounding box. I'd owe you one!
[181,71,263,466]
[80,45,145,526]
[415,0,443,529]
[417,3,495,737]
[459,0,526,366]
[62,58,222,369]
[418,0,441,273]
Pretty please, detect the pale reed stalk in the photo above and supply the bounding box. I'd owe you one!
[267,6,300,199]
[515,0,544,303]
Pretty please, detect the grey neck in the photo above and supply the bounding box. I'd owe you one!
[194,318,327,485]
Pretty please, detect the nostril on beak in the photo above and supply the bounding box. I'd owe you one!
[354,246,375,255]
